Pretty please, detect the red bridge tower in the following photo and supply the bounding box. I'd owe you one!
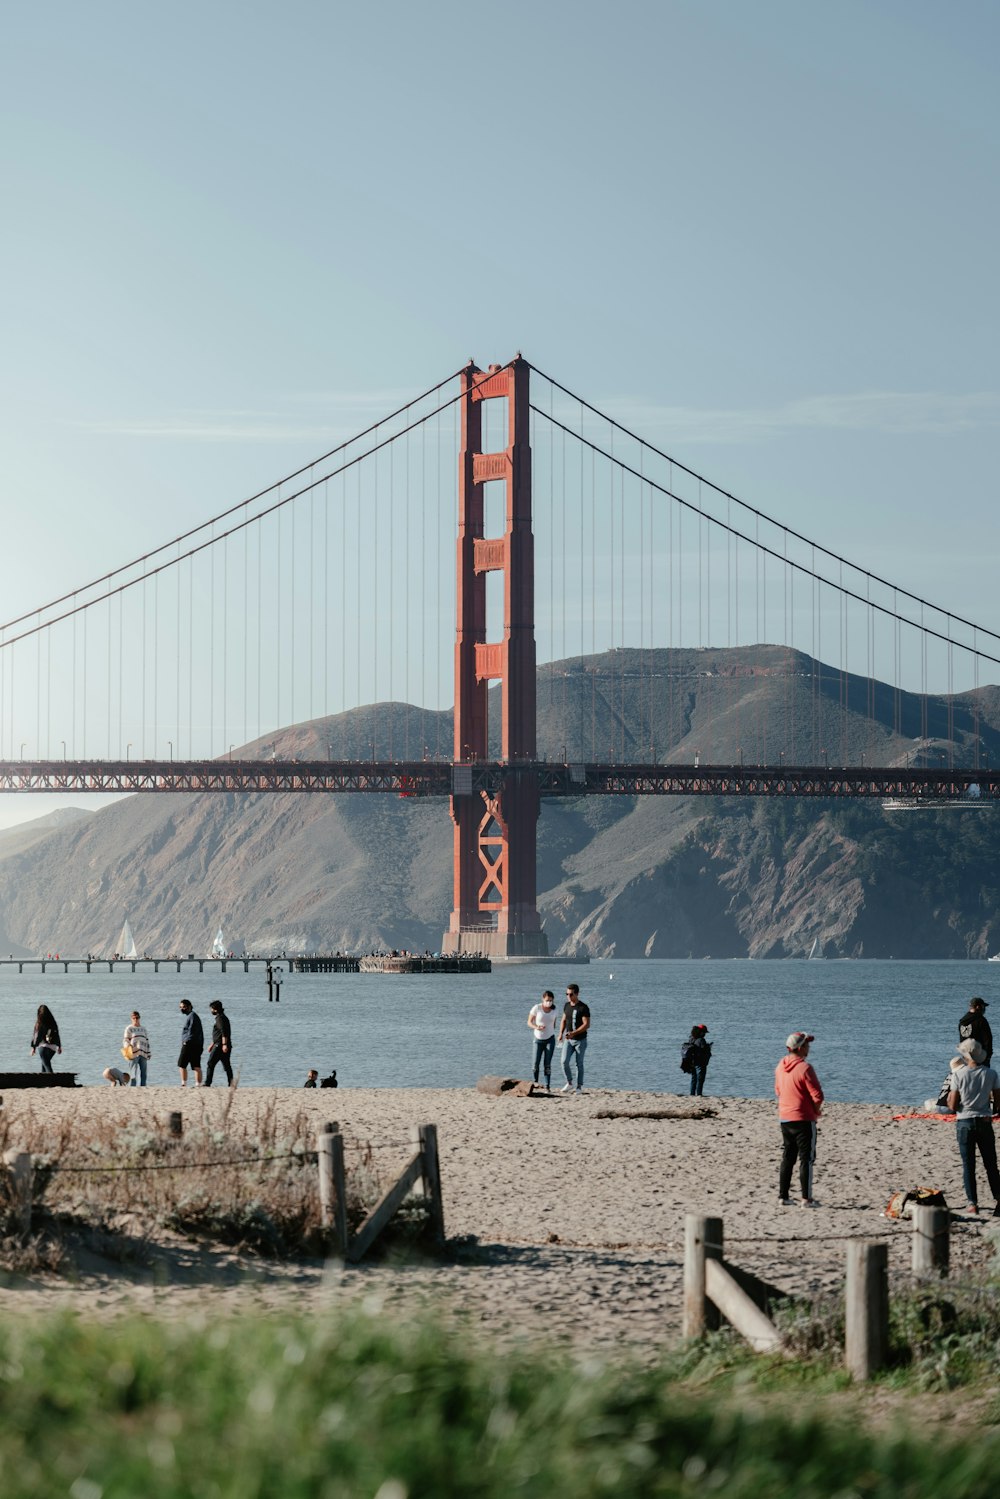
[442,357,548,958]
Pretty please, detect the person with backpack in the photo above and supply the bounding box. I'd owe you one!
[958,997,993,1066]
[775,1031,824,1207]
[680,1024,712,1096]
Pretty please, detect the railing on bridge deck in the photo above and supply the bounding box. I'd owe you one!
[0,758,996,802]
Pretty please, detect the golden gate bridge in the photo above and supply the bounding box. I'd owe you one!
[1,357,998,957]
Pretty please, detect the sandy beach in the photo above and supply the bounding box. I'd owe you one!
[0,1085,995,1356]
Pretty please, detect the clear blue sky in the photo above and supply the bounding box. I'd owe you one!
[0,1,997,821]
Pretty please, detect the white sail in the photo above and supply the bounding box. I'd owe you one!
[211,926,227,958]
[808,937,820,959]
[116,919,138,959]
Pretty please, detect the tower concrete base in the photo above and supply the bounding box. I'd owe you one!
[441,928,549,959]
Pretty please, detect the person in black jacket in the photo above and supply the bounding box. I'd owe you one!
[30,1004,62,1073]
[959,998,993,1066]
[204,1000,233,1087]
[683,1024,713,1097]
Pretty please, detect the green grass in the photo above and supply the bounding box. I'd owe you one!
[1,1310,1000,1498]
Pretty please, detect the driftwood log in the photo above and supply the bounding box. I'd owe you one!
[475,1076,538,1098]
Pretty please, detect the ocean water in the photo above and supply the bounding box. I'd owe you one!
[0,959,991,1106]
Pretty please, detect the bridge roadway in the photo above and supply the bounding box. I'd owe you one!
[0,758,997,802]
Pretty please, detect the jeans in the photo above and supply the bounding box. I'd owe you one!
[533,1036,555,1084]
[779,1121,817,1200]
[690,1065,708,1097]
[562,1036,587,1089]
[130,1056,148,1087]
[956,1116,1000,1207]
[37,1046,56,1074]
[205,1045,233,1087]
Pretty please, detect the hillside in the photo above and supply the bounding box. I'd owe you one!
[1,646,999,958]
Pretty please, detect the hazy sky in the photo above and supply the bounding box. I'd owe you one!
[0,0,997,825]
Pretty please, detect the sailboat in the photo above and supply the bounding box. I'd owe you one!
[210,926,228,959]
[116,918,138,960]
[808,937,821,959]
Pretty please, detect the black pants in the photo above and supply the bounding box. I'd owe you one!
[779,1120,817,1200]
[205,1045,233,1086]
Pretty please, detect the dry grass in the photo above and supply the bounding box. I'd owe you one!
[0,1099,431,1268]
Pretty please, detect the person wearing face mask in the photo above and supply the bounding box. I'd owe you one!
[527,989,558,1091]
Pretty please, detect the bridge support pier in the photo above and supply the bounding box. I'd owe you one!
[443,358,548,960]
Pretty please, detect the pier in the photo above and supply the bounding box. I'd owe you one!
[0,954,492,977]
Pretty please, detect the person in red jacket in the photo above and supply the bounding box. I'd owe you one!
[775,1031,825,1208]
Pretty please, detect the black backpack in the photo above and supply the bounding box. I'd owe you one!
[680,1042,695,1074]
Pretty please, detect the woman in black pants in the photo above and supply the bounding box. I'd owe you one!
[31,1004,62,1072]
[205,1000,233,1087]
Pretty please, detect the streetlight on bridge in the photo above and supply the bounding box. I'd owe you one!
[126,743,132,761]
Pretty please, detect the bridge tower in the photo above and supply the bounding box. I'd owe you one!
[442,357,548,958]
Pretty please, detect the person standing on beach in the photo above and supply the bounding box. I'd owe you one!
[775,1031,824,1207]
[947,1037,1000,1216]
[527,990,558,1090]
[30,1004,62,1073]
[177,998,204,1087]
[682,1024,712,1097]
[123,1010,151,1087]
[959,997,993,1066]
[204,1000,233,1087]
[559,983,590,1094]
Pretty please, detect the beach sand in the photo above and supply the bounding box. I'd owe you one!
[0,1085,995,1358]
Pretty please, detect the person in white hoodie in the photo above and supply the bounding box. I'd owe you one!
[527,990,558,1091]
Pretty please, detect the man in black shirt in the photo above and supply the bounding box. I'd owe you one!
[559,982,591,1094]
[959,997,993,1066]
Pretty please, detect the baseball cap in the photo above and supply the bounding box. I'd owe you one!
[958,1038,985,1063]
[693,1023,709,1033]
[786,1031,815,1051]
[970,997,988,1009]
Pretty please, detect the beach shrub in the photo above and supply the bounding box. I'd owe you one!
[0,1103,431,1266]
[0,1310,998,1497]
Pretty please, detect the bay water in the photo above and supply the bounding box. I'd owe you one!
[0,959,991,1106]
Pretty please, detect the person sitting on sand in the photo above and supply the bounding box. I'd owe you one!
[304,1069,319,1088]
[102,1066,130,1086]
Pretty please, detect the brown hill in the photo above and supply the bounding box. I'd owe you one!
[1,647,998,958]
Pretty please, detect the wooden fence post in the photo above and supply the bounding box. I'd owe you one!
[911,1204,949,1277]
[845,1241,889,1380]
[411,1123,445,1246]
[317,1122,348,1256]
[3,1149,33,1239]
[684,1214,723,1338]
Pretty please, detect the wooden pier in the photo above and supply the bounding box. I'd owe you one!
[0,954,491,977]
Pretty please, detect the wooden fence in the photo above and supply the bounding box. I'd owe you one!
[316,1121,445,1262]
[0,1120,445,1266]
[684,1204,952,1380]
